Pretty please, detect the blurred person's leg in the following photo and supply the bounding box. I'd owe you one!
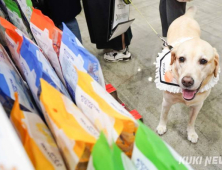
[160,0,186,37]
[166,0,186,30]
[159,0,168,37]
[104,28,132,62]
[58,18,82,43]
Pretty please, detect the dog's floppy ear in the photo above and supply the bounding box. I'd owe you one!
[213,48,219,77]
[170,49,177,65]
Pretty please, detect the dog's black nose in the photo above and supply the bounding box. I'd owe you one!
[182,76,194,87]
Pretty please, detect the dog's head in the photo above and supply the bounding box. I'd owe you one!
[170,38,219,101]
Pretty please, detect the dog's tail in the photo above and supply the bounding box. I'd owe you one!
[185,6,197,18]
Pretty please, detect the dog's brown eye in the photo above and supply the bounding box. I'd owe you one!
[179,57,185,63]
[200,59,208,65]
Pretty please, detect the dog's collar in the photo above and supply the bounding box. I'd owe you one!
[170,37,194,48]
[155,39,220,93]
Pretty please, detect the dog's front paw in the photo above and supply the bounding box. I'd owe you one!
[188,131,198,143]
[156,124,167,135]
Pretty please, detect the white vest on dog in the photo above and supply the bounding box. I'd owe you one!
[155,38,220,93]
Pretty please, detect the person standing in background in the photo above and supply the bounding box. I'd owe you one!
[159,0,192,38]
[82,0,133,62]
[102,28,133,62]
[32,0,82,43]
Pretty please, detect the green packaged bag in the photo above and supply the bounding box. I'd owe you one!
[87,133,136,170]
[3,0,29,36]
[132,121,193,170]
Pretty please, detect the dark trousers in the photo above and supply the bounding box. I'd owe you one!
[58,18,82,43]
[159,0,186,37]
[96,28,133,51]
[82,0,133,50]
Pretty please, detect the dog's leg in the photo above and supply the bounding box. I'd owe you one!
[187,102,203,143]
[156,98,173,135]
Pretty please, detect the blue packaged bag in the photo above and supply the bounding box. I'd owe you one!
[19,36,71,110]
[0,43,37,114]
[59,24,105,101]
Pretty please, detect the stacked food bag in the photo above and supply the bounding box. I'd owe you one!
[0,17,28,79]
[19,36,71,109]
[14,0,33,21]
[0,103,34,170]
[0,17,70,111]
[87,133,136,170]
[131,121,193,170]
[40,79,100,170]
[74,66,137,157]
[59,23,105,101]
[11,93,67,170]
[2,0,31,37]
[0,5,193,170]
[0,43,37,114]
[30,9,65,84]
[29,9,105,102]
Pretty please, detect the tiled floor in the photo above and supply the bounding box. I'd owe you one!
[77,0,222,169]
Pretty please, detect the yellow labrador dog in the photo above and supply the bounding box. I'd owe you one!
[156,7,220,143]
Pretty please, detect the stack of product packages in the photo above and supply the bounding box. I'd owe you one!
[0,1,193,170]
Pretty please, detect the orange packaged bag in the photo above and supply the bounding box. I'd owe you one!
[0,17,25,78]
[10,93,67,170]
[30,9,65,84]
[75,68,138,157]
[0,103,34,170]
[40,79,100,170]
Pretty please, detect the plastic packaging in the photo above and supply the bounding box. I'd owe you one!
[30,9,65,84]
[59,24,105,101]
[0,43,37,114]
[0,17,28,79]
[131,121,193,170]
[10,93,67,170]
[19,36,71,110]
[15,0,33,21]
[3,0,30,36]
[0,104,34,170]
[75,67,137,157]
[40,79,100,170]
[87,133,136,170]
